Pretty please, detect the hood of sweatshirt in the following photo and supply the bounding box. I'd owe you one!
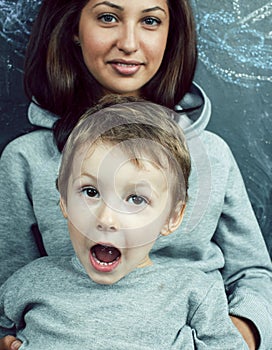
[27,82,211,140]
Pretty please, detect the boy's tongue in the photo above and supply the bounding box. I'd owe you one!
[92,244,121,263]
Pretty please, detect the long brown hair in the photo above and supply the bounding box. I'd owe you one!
[24,0,197,151]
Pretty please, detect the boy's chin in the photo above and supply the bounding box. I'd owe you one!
[87,270,124,285]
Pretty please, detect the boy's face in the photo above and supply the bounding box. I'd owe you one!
[61,142,183,285]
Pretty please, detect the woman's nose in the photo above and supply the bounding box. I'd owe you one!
[116,24,139,54]
[96,202,119,232]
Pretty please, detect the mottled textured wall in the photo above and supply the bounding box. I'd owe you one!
[191,1,272,256]
[0,0,41,150]
[0,1,271,255]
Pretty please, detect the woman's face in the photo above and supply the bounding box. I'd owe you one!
[76,0,169,96]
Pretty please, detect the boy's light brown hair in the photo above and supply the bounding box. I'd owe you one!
[58,95,191,215]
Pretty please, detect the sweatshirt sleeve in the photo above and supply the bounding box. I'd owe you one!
[0,138,41,286]
[0,281,17,338]
[190,280,249,349]
[212,143,272,349]
[0,315,16,338]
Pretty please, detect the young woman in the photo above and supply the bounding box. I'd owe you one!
[0,0,271,349]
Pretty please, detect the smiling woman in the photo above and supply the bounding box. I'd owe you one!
[23,0,196,151]
[75,0,169,96]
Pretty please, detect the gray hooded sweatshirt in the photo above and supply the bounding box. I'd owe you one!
[0,83,272,348]
[0,255,249,349]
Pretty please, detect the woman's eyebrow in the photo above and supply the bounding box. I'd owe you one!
[92,1,124,11]
[92,2,167,15]
[142,6,167,15]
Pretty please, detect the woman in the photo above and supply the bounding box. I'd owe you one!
[0,0,271,349]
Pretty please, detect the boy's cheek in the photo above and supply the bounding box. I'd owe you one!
[66,204,96,238]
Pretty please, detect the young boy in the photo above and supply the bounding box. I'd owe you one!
[0,97,248,349]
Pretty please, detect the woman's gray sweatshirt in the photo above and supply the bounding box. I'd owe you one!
[0,83,272,348]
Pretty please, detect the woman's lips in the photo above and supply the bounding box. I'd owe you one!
[109,61,142,76]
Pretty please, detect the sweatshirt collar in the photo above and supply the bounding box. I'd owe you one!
[28,102,59,129]
[174,82,211,139]
[28,82,211,139]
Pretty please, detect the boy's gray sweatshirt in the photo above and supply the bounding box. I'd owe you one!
[0,83,272,348]
[0,256,249,349]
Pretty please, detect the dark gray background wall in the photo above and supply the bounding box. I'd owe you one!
[0,1,271,256]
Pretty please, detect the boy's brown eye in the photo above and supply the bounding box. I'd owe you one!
[82,187,100,198]
[127,194,147,205]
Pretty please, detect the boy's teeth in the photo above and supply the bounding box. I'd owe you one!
[92,252,119,266]
[92,244,121,263]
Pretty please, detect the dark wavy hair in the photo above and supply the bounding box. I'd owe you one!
[24,0,197,151]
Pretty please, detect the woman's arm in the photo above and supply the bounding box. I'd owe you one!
[0,138,41,286]
[212,140,272,349]
[230,316,259,350]
[190,280,249,349]
[185,131,272,348]
[0,277,23,350]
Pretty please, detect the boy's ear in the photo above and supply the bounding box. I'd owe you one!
[60,197,68,219]
[160,203,186,236]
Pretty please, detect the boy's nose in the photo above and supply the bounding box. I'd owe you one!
[96,202,119,232]
[97,222,117,232]
[116,24,139,54]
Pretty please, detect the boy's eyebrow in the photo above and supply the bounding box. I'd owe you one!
[126,181,162,199]
[73,172,97,183]
[92,1,167,15]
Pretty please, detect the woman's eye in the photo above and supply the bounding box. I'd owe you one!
[98,13,117,23]
[127,195,148,206]
[142,17,161,26]
[82,187,100,198]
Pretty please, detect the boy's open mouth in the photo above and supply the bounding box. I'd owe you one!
[90,244,121,272]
